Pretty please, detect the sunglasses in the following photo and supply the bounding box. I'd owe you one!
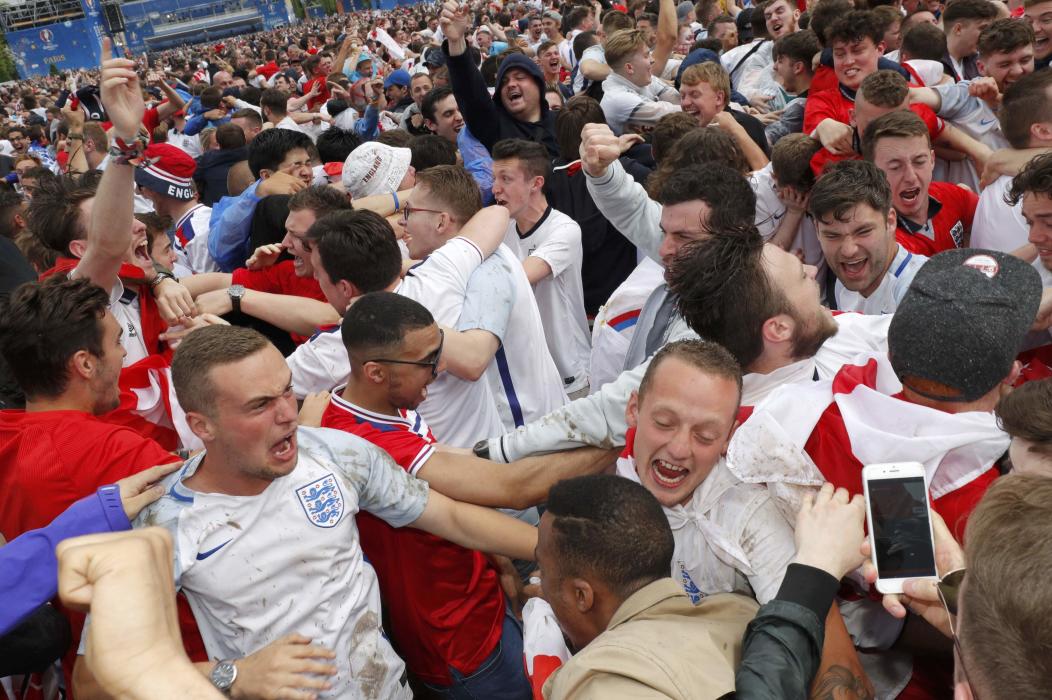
[364,329,444,379]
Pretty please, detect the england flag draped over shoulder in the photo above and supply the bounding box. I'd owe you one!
[728,353,1007,539]
[102,354,201,453]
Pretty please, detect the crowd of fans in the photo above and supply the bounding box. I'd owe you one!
[2,0,1052,697]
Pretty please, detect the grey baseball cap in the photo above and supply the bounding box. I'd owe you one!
[888,249,1042,402]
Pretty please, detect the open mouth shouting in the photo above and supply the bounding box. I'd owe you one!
[650,458,690,490]
[504,85,526,110]
[271,430,297,463]
[897,186,922,214]
[837,254,870,284]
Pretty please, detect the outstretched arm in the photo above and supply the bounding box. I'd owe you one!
[411,490,538,562]
[417,446,617,510]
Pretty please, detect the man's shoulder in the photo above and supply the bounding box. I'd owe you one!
[931,180,979,211]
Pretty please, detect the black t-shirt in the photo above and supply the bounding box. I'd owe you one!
[728,108,771,157]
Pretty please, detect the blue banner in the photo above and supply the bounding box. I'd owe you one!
[7,16,107,77]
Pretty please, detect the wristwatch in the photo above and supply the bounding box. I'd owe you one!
[210,660,238,695]
[472,438,491,460]
[227,284,246,314]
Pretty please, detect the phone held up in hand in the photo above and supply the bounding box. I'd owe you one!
[862,462,939,594]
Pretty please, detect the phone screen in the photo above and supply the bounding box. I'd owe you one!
[869,476,937,579]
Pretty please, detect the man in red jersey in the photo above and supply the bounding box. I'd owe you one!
[863,111,978,256]
[0,277,184,695]
[321,291,614,698]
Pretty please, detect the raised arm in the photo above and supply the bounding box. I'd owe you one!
[441,0,503,150]
[74,38,143,292]
[453,204,510,257]
[651,0,678,78]
[194,288,341,336]
[439,327,500,381]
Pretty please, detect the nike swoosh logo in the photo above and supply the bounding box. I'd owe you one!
[196,540,232,560]
[979,118,996,126]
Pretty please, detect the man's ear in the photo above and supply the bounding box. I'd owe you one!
[886,206,897,232]
[258,168,274,180]
[626,390,640,429]
[761,313,795,346]
[363,360,388,385]
[69,348,95,381]
[68,238,88,259]
[571,578,596,613]
[185,410,217,443]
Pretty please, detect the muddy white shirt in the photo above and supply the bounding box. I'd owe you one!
[133,427,428,699]
[616,442,795,605]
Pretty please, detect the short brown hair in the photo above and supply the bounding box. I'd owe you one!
[996,379,1052,457]
[604,28,648,69]
[1007,151,1052,204]
[414,164,483,223]
[555,95,605,161]
[859,69,909,108]
[861,109,931,162]
[602,9,634,34]
[978,17,1034,58]
[871,5,902,33]
[809,159,893,222]
[942,0,999,27]
[172,325,271,416]
[901,22,948,62]
[82,122,108,152]
[960,475,1052,693]
[288,184,352,218]
[999,69,1052,150]
[651,112,699,164]
[679,61,731,104]
[667,224,793,369]
[26,175,95,256]
[491,139,550,180]
[638,339,743,405]
[771,134,823,191]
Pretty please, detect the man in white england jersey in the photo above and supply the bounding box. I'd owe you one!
[1006,153,1052,348]
[295,200,510,449]
[116,325,538,699]
[491,139,591,398]
[401,165,567,431]
[972,70,1052,254]
[809,160,927,315]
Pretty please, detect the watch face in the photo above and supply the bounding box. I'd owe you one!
[211,661,237,690]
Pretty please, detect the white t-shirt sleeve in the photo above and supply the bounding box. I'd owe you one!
[288,329,350,399]
[324,429,430,527]
[456,254,516,340]
[739,492,796,604]
[414,236,485,296]
[528,219,582,278]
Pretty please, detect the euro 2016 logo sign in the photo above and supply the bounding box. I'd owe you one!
[39,29,58,50]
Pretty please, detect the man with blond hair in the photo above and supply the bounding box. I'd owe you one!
[600,29,681,135]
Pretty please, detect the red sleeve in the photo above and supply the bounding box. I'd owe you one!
[911,104,944,139]
[232,265,283,294]
[956,184,979,232]
[371,430,434,475]
[803,89,844,137]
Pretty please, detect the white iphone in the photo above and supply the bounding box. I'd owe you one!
[862,462,939,594]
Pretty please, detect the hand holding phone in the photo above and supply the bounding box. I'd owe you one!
[863,462,940,595]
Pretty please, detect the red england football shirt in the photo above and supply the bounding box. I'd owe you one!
[894,181,978,257]
[320,392,505,685]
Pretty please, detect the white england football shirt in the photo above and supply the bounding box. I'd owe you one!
[465,245,568,430]
[133,427,428,699]
[395,237,507,447]
[502,208,591,393]
[172,203,219,274]
[972,174,1029,253]
[835,245,927,315]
